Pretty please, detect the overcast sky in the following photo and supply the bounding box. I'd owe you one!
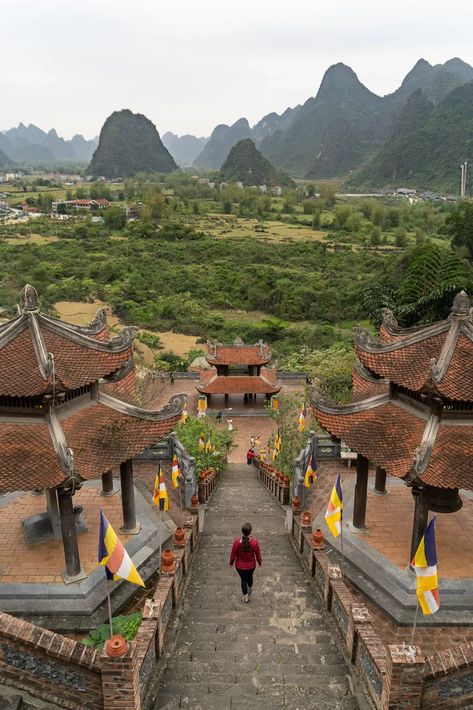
[2,0,473,139]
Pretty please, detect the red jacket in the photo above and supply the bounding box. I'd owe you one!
[229,537,262,570]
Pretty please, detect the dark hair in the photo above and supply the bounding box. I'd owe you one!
[241,522,252,551]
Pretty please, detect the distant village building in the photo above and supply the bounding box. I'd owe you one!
[272,185,283,196]
[259,184,267,193]
[52,198,111,214]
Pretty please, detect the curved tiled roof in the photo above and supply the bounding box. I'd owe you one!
[311,390,473,491]
[0,392,184,492]
[0,287,134,396]
[352,360,389,401]
[206,340,271,366]
[356,292,473,400]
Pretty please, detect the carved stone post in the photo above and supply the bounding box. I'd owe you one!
[352,454,369,530]
[410,487,429,565]
[57,486,82,580]
[120,459,140,534]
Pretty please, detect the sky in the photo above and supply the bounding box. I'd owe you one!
[2,0,473,140]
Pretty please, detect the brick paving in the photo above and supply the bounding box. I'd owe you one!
[0,484,132,583]
[150,464,359,709]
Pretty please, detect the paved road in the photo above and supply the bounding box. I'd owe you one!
[151,464,359,709]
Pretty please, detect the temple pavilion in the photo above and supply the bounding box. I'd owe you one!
[196,338,281,407]
[311,291,473,565]
[0,285,183,582]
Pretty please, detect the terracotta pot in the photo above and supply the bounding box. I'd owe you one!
[283,476,290,486]
[312,528,325,550]
[174,526,186,548]
[161,548,176,574]
[292,496,301,514]
[105,635,128,658]
[301,511,312,528]
[190,493,200,514]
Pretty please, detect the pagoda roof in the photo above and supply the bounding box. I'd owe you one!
[0,285,134,396]
[352,360,389,401]
[206,338,271,366]
[0,392,184,492]
[197,369,281,395]
[355,292,473,400]
[311,390,473,490]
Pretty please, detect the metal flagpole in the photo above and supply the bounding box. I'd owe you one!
[107,578,114,639]
[410,601,420,647]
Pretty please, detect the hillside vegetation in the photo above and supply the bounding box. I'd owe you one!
[88,110,177,178]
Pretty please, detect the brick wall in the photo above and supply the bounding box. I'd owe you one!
[0,514,201,710]
[0,613,102,709]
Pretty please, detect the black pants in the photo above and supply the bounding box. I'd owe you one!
[236,567,255,595]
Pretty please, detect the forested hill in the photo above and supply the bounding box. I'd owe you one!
[88,110,177,178]
[219,139,295,186]
[351,81,473,192]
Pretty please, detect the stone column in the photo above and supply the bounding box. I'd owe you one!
[352,454,369,530]
[101,469,115,497]
[57,486,82,580]
[120,459,140,534]
[374,465,387,495]
[410,487,429,564]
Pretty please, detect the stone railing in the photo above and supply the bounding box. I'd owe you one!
[289,516,473,710]
[197,467,221,504]
[0,516,201,710]
[253,458,290,506]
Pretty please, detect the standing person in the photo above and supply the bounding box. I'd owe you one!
[246,448,254,465]
[229,523,262,603]
[216,410,222,423]
[227,418,233,431]
[170,371,174,386]
[250,436,255,448]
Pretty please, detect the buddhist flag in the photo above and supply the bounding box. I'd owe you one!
[259,448,266,461]
[153,466,169,512]
[298,405,307,433]
[171,454,181,488]
[198,432,205,450]
[271,447,277,461]
[275,430,282,452]
[304,448,317,488]
[205,439,213,453]
[180,401,188,425]
[412,517,440,615]
[98,509,144,586]
[325,475,343,538]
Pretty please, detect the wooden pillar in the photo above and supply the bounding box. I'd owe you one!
[410,487,429,564]
[224,393,229,407]
[353,454,369,530]
[374,466,387,494]
[120,459,139,534]
[57,487,81,580]
[101,469,114,497]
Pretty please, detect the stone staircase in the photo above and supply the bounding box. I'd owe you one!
[148,464,360,709]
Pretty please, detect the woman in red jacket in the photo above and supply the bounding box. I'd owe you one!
[229,522,262,603]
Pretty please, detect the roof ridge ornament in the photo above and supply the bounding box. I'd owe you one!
[88,307,108,331]
[110,326,138,348]
[19,284,39,313]
[451,291,470,318]
[354,326,377,347]
[381,308,399,330]
[233,336,244,347]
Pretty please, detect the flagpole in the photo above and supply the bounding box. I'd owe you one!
[106,578,114,639]
[410,601,420,648]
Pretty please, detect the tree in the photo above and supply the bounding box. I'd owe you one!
[103,207,126,230]
[394,228,407,247]
[370,226,381,246]
[449,201,473,259]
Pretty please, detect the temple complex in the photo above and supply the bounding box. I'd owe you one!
[0,285,183,590]
[196,337,281,407]
[311,291,473,566]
